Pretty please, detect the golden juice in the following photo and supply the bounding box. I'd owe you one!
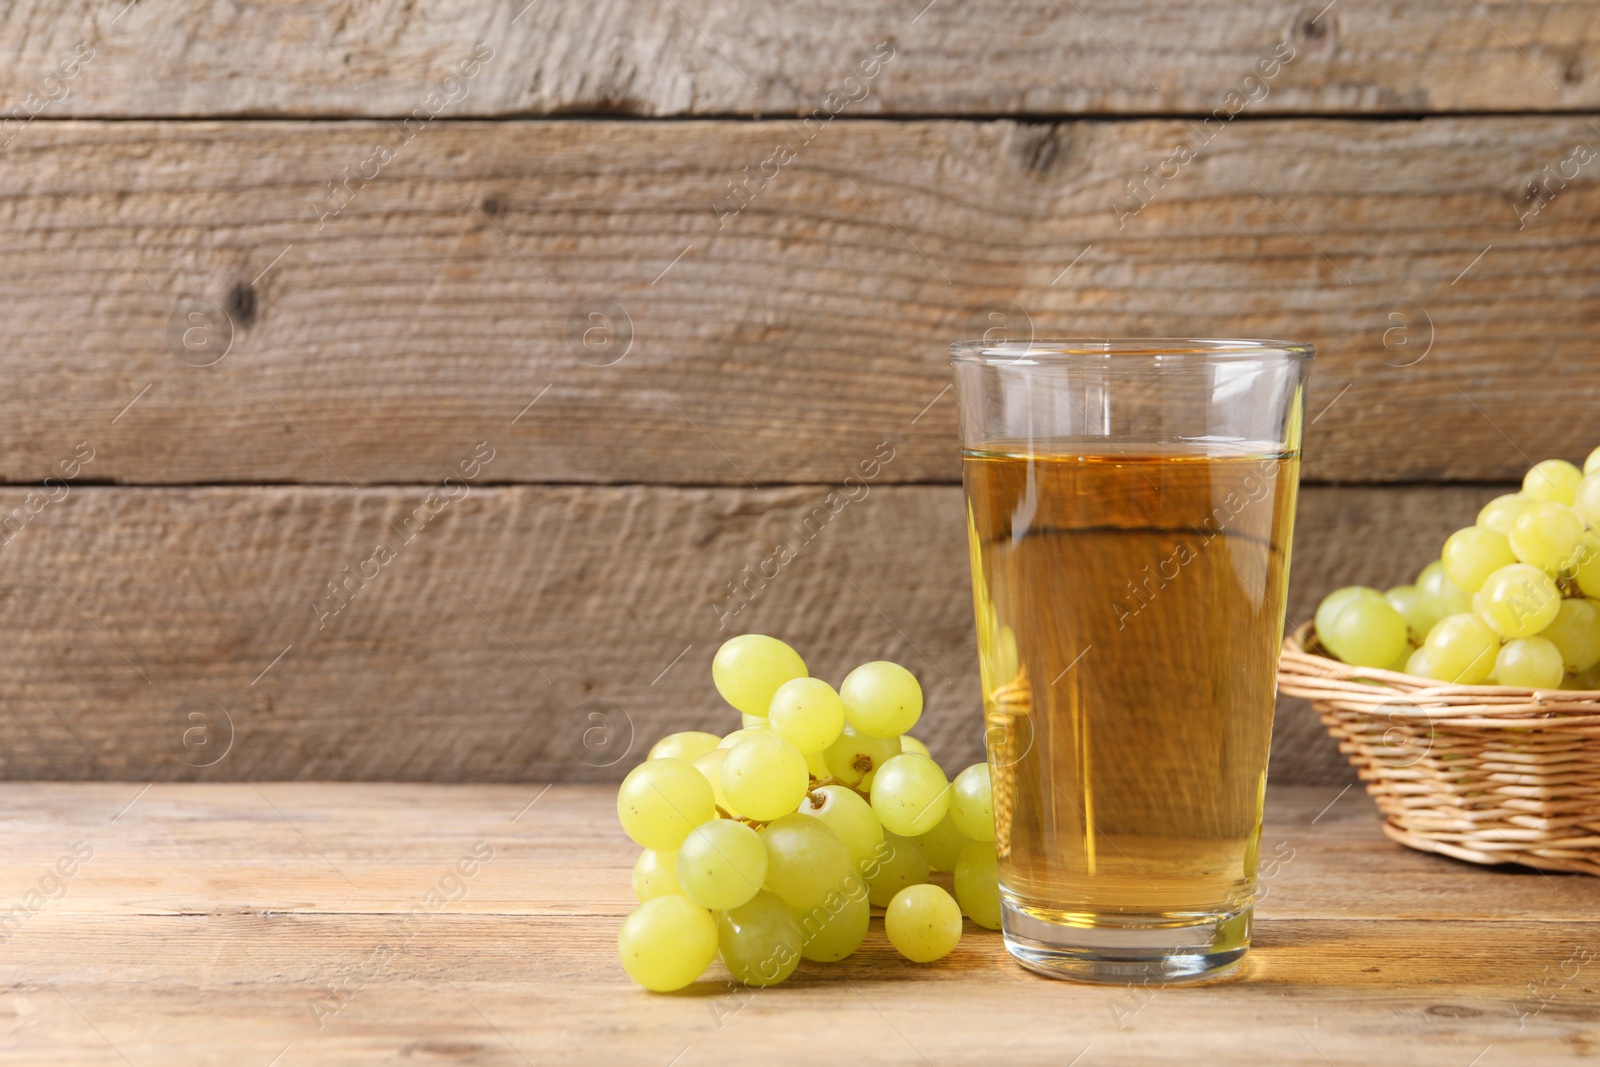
[963,443,1298,935]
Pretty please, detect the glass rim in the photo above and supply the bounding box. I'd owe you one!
[949,337,1315,364]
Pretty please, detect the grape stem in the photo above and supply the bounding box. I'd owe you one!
[715,805,765,829]
[808,775,871,802]
[712,777,871,831]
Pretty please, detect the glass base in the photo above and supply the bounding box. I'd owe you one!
[1001,900,1249,985]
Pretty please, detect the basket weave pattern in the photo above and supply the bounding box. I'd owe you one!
[1278,622,1600,876]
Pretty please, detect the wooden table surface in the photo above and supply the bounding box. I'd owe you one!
[2,782,1596,1066]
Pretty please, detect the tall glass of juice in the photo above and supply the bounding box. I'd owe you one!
[951,338,1312,983]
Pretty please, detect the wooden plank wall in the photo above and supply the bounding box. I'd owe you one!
[1,1,1596,784]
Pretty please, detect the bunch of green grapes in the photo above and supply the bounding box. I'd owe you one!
[616,634,999,993]
[1314,449,1600,690]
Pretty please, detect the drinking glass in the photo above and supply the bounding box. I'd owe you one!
[951,338,1312,983]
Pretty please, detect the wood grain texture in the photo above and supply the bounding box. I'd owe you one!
[0,481,1494,783]
[4,782,1593,920]
[1,783,1596,1065]
[5,1,1600,117]
[1,118,1597,486]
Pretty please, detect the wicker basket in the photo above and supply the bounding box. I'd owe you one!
[1278,621,1600,876]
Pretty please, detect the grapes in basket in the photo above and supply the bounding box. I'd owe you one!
[616,634,998,992]
[1314,448,1600,690]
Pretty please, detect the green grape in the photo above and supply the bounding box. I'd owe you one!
[692,748,741,818]
[900,735,931,758]
[1404,645,1433,678]
[953,839,1001,931]
[1314,586,1381,643]
[1587,446,1600,476]
[981,621,1020,687]
[1577,534,1600,598]
[1509,502,1586,573]
[1383,644,1415,673]
[677,819,767,911]
[1423,614,1500,684]
[870,753,952,837]
[742,713,766,728]
[1575,474,1600,530]
[1563,663,1600,691]
[1478,493,1533,536]
[1384,585,1431,645]
[717,726,769,750]
[1523,459,1583,505]
[949,763,995,842]
[617,758,716,850]
[804,748,830,780]
[712,634,807,717]
[760,813,852,912]
[1476,563,1562,638]
[839,661,924,738]
[721,735,809,821]
[796,874,870,962]
[823,723,902,788]
[1541,598,1600,672]
[797,784,884,869]
[916,812,970,873]
[649,731,722,763]
[1415,562,1473,635]
[885,884,963,963]
[1321,594,1409,668]
[717,891,802,987]
[617,895,717,992]
[632,849,683,902]
[1491,636,1565,689]
[862,833,931,907]
[1442,526,1516,593]
[767,677,847,754]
